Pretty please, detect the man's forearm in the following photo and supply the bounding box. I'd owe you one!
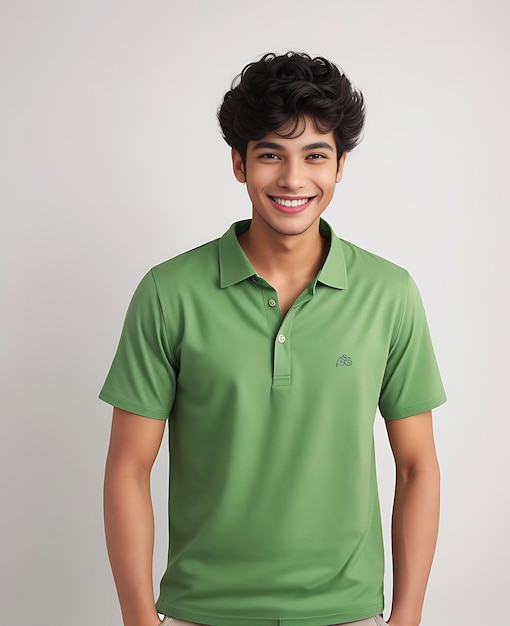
[388,463,440,626]
[104,468,161,626]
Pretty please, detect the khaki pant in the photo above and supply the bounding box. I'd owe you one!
[160,616,386,625]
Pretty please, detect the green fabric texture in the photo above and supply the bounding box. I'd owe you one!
[99,220,446,626]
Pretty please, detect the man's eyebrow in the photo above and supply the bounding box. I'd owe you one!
[251,140,335,152]
[302,142,335,152]
[251,141,285,151]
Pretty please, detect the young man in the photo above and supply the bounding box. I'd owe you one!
[101,52,446,626]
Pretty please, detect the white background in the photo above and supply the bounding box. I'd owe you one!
[1,1,509,624]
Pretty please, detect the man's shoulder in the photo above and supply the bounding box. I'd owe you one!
[340,237,410,287]
[150,236,221,285]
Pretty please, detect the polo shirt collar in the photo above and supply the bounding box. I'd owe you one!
[219,220,256,287]
[316,219,348,290]
[219,219,348,290]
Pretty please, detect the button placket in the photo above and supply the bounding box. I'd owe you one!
[271,291,314,387]
[273,309,297,387]
[256,283,283,357]
[252,278,299,388]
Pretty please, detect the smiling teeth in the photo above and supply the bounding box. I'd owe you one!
[272,197,309,207]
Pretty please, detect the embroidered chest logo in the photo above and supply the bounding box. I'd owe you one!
[336,354,353,367]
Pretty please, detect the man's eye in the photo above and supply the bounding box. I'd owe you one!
[307,153,325,160]
[260,153,279,159]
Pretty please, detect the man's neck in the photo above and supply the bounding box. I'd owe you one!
[237,217,329,288]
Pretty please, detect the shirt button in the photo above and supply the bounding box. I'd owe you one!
[268,299,276,307]
[277,334,286,343]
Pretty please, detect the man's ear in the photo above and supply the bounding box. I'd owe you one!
[336,152,347,183]
[231,148,246,183]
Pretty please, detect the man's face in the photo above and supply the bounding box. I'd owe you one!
[232,117,345,238]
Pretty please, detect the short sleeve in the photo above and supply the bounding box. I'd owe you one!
[379,273,446,420]
[99,270,177,420]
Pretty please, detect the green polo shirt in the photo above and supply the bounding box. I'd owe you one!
[100,219,446,626]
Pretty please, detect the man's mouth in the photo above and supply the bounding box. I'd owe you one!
[270,196,312,208]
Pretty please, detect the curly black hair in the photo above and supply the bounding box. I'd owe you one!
[218,52,365,165]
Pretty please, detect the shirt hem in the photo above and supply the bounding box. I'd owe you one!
[155,602,384,625]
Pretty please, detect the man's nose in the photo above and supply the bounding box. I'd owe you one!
[278,160,306,190]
